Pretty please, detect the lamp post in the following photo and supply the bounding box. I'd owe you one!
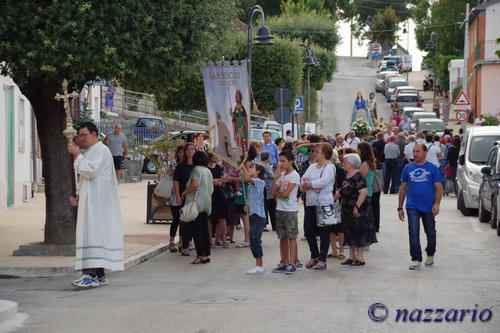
[247,5,274,85]
[426,31,439,103]
[403,21,410,81]
[299,44,319,123]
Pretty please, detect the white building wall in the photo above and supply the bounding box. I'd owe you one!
[448,59,464,96]
[0,75,39,212]
[485,2,500,60]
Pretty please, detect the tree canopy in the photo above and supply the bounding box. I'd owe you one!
[0,0,238,245]
[364,7,400,46]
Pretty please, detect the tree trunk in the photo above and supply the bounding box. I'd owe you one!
[21,78,76,245]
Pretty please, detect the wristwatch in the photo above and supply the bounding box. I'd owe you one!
[397,208,403,211]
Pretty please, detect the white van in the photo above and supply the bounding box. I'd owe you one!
[457,126,500,216]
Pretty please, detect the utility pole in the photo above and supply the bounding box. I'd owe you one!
[350,17,353,57]
[462,3,470,129]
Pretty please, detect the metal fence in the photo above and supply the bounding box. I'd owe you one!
[100,87,158,118]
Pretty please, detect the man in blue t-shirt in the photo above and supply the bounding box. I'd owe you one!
[398,143,443,270]
[261,132,279,165]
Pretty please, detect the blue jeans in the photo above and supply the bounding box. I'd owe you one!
[396,158,405,192]
[407,209,436,262]
[439,159,447,188]
[249,214,266,259]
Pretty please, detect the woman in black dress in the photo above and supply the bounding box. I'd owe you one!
[328,149,346,260]
[207,153,229,248]
[173,143,196,256]
[335,153,373,266]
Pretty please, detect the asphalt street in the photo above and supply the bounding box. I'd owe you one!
[319,56,393,135]
[1,194,499,333]
[1,57,499,333]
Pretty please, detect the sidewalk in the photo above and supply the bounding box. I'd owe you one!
[0,180,171,277]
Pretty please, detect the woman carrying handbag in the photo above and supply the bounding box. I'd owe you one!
[182,151,214,264]
[300,143,336,270]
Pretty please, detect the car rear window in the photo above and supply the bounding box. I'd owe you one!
[419,122,445,132]
[397,95,418,102]
[390,81,409,88]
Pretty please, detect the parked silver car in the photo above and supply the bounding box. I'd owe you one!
[391,93,422,114]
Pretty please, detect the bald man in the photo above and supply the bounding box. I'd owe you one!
[106,124,128,180]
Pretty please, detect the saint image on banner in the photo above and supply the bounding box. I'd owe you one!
[231,90,249,154]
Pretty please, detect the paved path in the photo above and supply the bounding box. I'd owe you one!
[1,194,499,332]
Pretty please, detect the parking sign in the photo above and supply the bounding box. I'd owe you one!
[294,96,304,114]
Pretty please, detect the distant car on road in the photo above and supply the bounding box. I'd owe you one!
[478,142,500,233]
[391,93,422,114]
[385,78,409,102]
[415,118,445,135]
[249,128,281,142]
[400,106,425,119]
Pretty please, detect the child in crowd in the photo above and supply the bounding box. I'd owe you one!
[241,162,267,275]
[272,151,301,274]
[261,151,277,232]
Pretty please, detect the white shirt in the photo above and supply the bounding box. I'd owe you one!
[285,135,294,143]
[347,136,360,149]
[404,142,415,160]
[425,143,441,167]
[475,118,486,126]
[275,170,301,211]
[335,141,349,150]
[416,138,426,145]
[301,162,336,206]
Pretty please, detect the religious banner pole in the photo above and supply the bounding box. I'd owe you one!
[54,78,80,219]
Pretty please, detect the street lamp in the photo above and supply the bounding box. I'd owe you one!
[426,31,439,103]
[299,43,319,123]
[247,5,274,84]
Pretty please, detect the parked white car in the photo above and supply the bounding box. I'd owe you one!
[457,126,500,216]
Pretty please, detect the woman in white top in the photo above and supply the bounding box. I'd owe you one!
[300,143,336,270]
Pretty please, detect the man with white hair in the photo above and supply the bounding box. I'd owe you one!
[346,131,360,149]
[335,134,349,150]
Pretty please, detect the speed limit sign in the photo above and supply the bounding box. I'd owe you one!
[456,110,469,122]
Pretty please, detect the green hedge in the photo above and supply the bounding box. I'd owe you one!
[268,12,340,52]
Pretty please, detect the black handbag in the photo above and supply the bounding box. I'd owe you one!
[218,183,236,201]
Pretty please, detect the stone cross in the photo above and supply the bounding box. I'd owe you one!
[54,79,80,143]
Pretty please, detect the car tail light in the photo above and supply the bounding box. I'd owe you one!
[394,103,398,109]
[417,102,422,107]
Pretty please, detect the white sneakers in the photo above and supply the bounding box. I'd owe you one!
[246,266,265,275]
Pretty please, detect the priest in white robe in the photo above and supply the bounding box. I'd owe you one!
[68,122,124,288]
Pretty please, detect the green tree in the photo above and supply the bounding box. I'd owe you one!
[436,55,461,94]
[226,34,303,113]
[0,0,237,245]
[309,46,337,90]
[268,12,340,51]
[414,0,467,56]
[364,7,400,46]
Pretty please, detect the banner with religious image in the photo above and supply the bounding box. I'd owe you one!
[200,60,250,165]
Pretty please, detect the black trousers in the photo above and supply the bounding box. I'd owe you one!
[180,220,194,249]
[371,191,381,232]
[193,212,211,257]
[304,206,331,262]
[170,206,181,238]
[384,159,399,194]
[83,268,105,278]
[265,198,277,231]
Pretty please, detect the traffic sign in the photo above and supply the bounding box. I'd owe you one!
[274,107,291,125]
[294,96,304,114]
[456,110,469,122]
[274,88,291,106]
[453,91,471,106]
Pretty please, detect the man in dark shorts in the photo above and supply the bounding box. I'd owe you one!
[105,124,128,180]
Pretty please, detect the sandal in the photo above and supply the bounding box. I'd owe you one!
[236,242,249,248]
[338,253,346,260]
[351,260,365,266]
[312,262,327,270]
[169,242,178,253]
[341,259,354,265]
[295,260,303,268]
[191,257,203,264]
[305,259,318,269]
[328,253,339,258]
[222,242,229,249]
[201,257,211,264]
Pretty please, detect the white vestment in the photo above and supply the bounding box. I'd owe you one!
[74,141,124,271]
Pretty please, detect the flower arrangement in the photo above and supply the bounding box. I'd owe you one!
[351,119,371,138]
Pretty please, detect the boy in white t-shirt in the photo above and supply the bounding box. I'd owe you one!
[271,151,301,275]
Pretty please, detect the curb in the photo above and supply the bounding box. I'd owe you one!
[0,300,17,322]
[0,243,169,278]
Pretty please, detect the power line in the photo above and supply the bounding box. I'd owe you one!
[356,5,413,14]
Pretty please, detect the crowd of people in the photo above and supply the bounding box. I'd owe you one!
[68,120,446,287]
[166,129,402,275]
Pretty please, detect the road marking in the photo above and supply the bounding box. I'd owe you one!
[468,217,483,233]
